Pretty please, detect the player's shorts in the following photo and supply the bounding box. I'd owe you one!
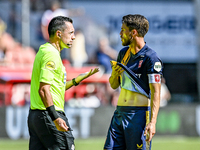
[104,106,151,150]
[28,109,75,150]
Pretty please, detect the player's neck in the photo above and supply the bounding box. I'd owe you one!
[129,38,145,55]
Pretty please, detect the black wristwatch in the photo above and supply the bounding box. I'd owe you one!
[72,78,79,86]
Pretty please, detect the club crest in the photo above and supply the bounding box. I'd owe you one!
[138,60,143,68]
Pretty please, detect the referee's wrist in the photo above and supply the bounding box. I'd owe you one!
[46,105,59,121]
[72,78,79,86]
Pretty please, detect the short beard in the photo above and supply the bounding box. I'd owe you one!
[122,39,131,46]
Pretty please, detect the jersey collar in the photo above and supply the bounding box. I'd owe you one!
[47,42,60,54]
[131,44,148,59]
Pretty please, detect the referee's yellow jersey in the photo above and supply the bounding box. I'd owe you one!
[30,42,67,112]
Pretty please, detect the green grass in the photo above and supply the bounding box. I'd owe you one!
[0,139,29,150]
[152,136,200,150]
[0,136,200,150]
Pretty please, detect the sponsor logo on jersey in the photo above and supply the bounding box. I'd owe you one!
[136,74,142,78]
[45,61,56,70]
[154,62,162,72]
[137,144,143,149]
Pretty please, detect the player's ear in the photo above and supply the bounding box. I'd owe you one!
[129,29,136,39]
[129,29,136,40]
[132,29,138,36]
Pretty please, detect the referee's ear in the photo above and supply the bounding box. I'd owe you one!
[56,30,62,39]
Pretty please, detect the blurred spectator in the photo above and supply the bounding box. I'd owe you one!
[41,0,84,60]
[95,82,120,106]
[0,18,7,63]
[0,18,35,67]
[160,77,171,107]
[41,0,84,41]
[94,37,118,74]
[85,36,119,106]
[70,28,88,67]
[11,84,30,106]
[30,0,54,11]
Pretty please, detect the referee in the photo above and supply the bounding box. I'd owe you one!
[28,16,99,150]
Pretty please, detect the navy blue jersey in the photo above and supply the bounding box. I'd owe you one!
[117,44,163,98]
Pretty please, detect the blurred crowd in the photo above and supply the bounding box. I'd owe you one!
[0,0,171,108]
[0,18,36,67]
[0,0,120,108]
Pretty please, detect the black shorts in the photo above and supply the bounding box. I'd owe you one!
[28,109,75,150]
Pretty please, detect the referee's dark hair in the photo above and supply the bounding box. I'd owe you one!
[122,14,149,37]
[48,16,73,38]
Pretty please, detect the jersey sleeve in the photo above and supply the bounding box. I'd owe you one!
[146,53,163,74]
[39,52,59,84]
[146,53,163,83]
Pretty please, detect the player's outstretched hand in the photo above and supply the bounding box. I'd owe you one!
[53,118,70,132]
[77,67,99,82]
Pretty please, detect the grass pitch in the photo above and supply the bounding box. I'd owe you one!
[0,136,200,150]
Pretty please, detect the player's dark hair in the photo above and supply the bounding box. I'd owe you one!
[122,14,149,37]
[48,16,73,38]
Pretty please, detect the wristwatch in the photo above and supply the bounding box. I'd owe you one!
[72,78,79,86]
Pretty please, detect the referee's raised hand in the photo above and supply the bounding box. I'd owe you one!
[77,67,99,82]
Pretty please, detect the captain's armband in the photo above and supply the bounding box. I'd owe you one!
[148,74,161,83]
